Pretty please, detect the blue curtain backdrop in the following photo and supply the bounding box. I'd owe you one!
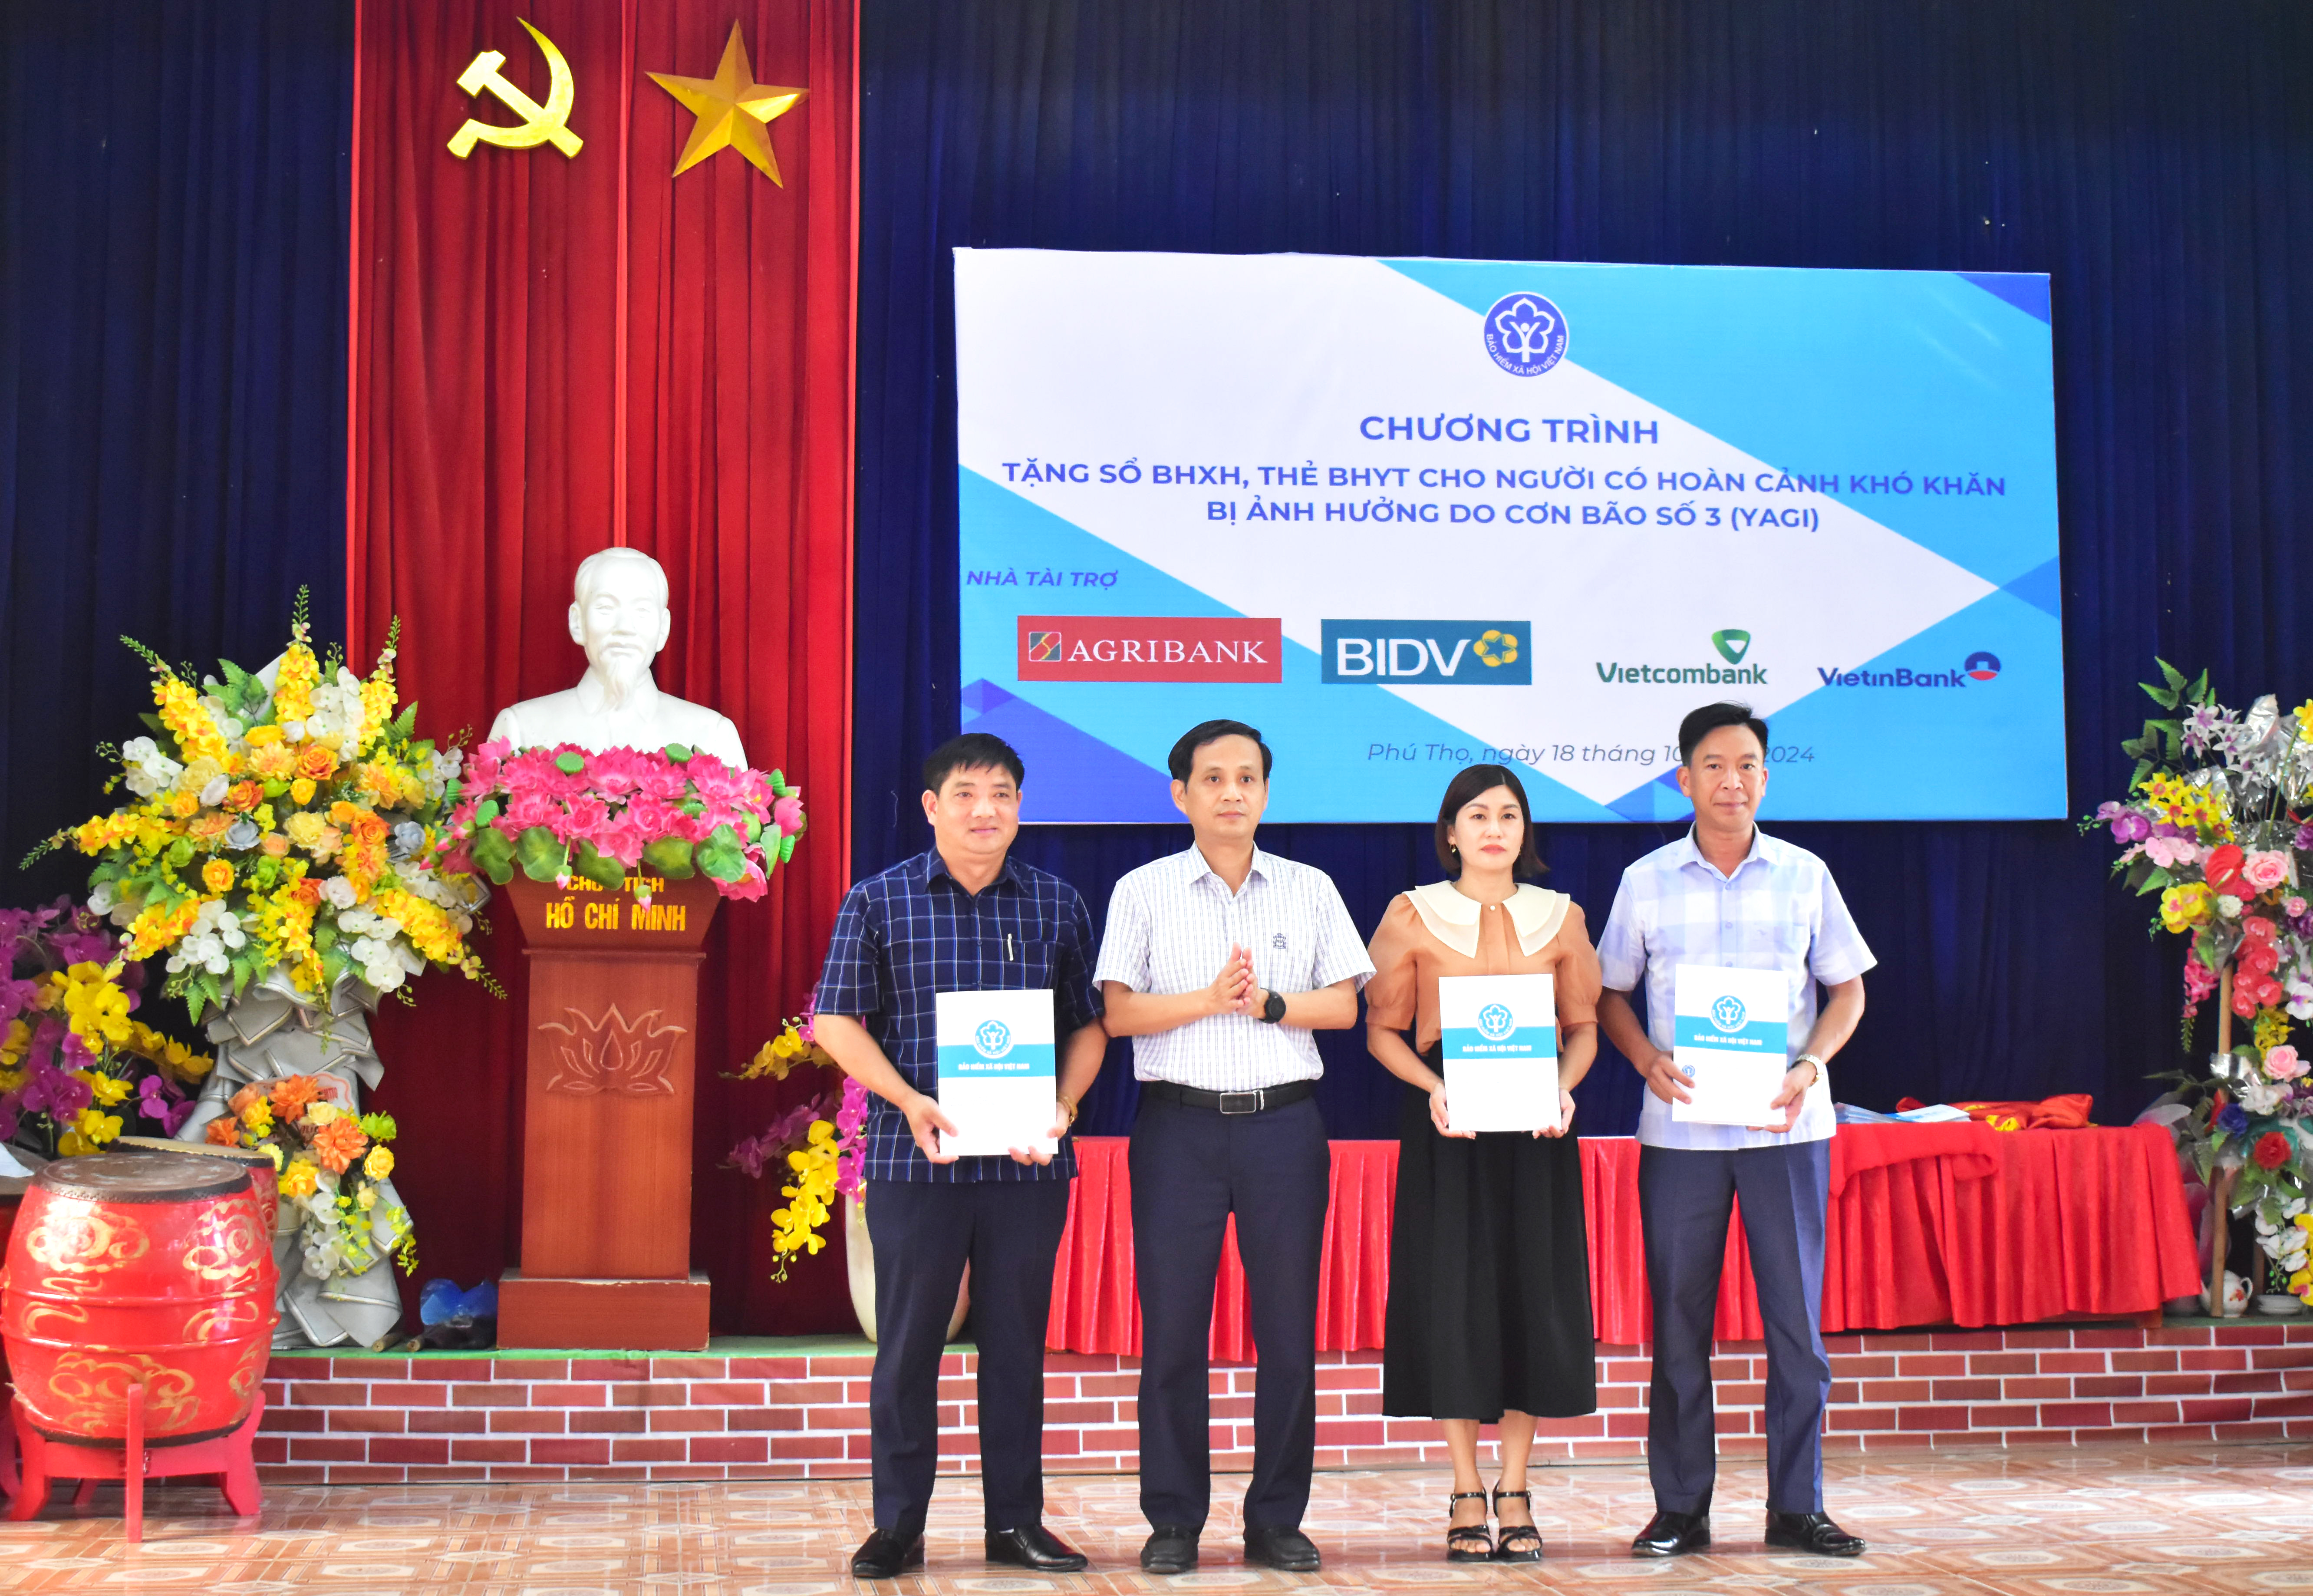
[0,0,351,905]
[854,0,2313,1140]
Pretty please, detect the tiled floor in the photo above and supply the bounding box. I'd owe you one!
[0,1443,2307,1593]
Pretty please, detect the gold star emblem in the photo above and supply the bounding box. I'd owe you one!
[647,21,807,183]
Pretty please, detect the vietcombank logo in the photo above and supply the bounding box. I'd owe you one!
[1596,629,1767,686]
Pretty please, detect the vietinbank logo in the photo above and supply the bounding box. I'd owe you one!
[1017,616,1282,682]
[1813,650,2003,690]
[1321,621,1532,685]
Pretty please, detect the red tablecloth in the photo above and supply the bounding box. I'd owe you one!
[1045,1124,2202,1355]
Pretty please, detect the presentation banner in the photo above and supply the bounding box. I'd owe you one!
[955,249,2064,823]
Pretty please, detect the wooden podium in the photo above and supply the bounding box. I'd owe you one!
[497,872,722,1350]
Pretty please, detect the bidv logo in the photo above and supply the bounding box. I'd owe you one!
[1322,620,1532,685]
[1476,1002,1517,1042]
[972,1019,1014,1061]
[1483,292,1569,377]
[1710,994,1748,1034]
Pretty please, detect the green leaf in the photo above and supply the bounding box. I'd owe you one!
[696,822,748,883]
[554,751,586,777]
[469,825,515,885]
[664,743,693,764]
[767,768,788,795]
[642,835,697,879]
[743,814,763,843]
[514,826,567,883]
[139,712,167,736]
[166,838,194,869]
[314,920,337,954]
[778,832,797,864]
[2189,669,2212,706]
[2158,657,2188,693]
[390,703,418,742]
[474,798,501,826]
[2141,679,2179,711]
[571,841,626,891]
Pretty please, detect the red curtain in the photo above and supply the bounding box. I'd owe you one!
[346,0,857,1332]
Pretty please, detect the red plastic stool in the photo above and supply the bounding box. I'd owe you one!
[8,1385,263,1539]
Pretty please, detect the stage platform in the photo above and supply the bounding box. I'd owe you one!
[255,1319,2313,1486]
[14,1440,2313,1592]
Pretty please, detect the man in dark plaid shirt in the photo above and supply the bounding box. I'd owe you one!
[814,732,1108,1580]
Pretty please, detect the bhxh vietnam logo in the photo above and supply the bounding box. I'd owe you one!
[1710,995,1748,1033]
[1321,620,1532,685]
[1482,292,1569,377]
[972,1020,1014,1061]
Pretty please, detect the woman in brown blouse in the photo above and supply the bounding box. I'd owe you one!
[1366,764,1601,1562]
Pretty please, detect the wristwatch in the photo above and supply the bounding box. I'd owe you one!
[1794,1052,1826,1088]
[1256,989,1287,1025]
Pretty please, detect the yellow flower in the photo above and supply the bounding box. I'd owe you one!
[2160,882,2213,933]
[356,1187,378,1211]
[273,641,320,724]
[289,777,316,806]
[283,811,329,849]
[306,1099,339,1127]
[245,725,284,747]
[123,898,200,960]
[2256,1008,2293,1053]
[155,676,230,765]
[202,859,234,894]
[239,1098,274,1135]
[2297,700,2313,742]
[57,1130,94,1157]
[1,1018,31,1066]
[278,1159,318,1199]
[76,1070,132,1108]
[363,1145,395,1180]
[73,1108,122,1146]
[60,967,133,1047]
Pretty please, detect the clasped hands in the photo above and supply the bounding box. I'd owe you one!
[1641,1050,1814,1134]
[1202,943,1271,1019]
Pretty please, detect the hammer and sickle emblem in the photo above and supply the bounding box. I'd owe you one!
[448,18,582,158]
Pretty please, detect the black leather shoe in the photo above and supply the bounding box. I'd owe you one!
[1630,1509,1710,1557]
[1765,1510,1866,1556]
[986,1524,1090,1572]
[1140,1524,1200,1573]
[1244,1524,1322,1572]
[850,1528,924,1579]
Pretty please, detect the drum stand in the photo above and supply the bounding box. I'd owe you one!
[7,1386,264,1540]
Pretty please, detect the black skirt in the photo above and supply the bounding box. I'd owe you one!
[1381,1055,1598,1421]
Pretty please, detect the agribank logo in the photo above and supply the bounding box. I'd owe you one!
[1016,616,1282,682]
[1812,650,2003,690]
[1596,628,1768,686]
[1321,620,1532,685]
[1482,292,1569,377]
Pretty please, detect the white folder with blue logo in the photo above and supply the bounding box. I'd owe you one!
[934,989,1058,1159]
[1437,973,1559,1134]
[1670,965,1792,1125]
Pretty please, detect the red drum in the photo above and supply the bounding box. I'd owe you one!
[1,1152,277,1444]
[115,1136,283,1237]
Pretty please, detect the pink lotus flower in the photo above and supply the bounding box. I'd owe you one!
[2244,851,2293,893]
[554,796,610,844]
[586,747,656,800]
[2267,1045,2308,1081]
[504,787,563,833]
[592,818,647,867]
[773,795,805,836]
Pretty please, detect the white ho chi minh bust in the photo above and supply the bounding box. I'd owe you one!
[487,548,746,767]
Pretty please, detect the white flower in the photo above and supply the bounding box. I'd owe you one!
[321,876,358,910]
[199,775,230,807]
[279,719,305,742]
[88,881,116,914]
[2241,1076,2290,1115]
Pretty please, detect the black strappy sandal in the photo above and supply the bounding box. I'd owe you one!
[1492,1484,1542,1562]
[1445,1489,1494,1561]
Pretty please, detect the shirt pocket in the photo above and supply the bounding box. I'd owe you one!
[1746,919,1811,966]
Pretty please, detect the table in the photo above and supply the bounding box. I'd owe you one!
[1044,1124,2203,1356]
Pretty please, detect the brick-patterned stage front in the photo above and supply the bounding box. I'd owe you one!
[255,1319,2313,1485]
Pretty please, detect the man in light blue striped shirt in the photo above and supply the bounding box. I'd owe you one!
[1597,702,1874,1562]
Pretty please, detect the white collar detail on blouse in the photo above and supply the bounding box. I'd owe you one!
[1406,882,1569,959]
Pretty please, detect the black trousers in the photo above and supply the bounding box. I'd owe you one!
[1638,1140,1833,1516]
[864,1175,1072,1537]
[1129,1092,1331,1532]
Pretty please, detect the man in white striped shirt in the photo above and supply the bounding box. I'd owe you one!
[1596,702,1873,1562]
[1097,720,1373,1576]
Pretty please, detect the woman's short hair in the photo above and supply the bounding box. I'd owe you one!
[1433,764,1546,876]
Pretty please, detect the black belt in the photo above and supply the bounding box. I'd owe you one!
[1141,1079,1315,1115]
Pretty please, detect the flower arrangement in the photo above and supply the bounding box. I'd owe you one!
[0,898,214,1157]
[2089,661,2313,1303]
[447,739,806,903]
[31,592,492,1022]
[204,1072,415,1279]
[725,1001,867,1281]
